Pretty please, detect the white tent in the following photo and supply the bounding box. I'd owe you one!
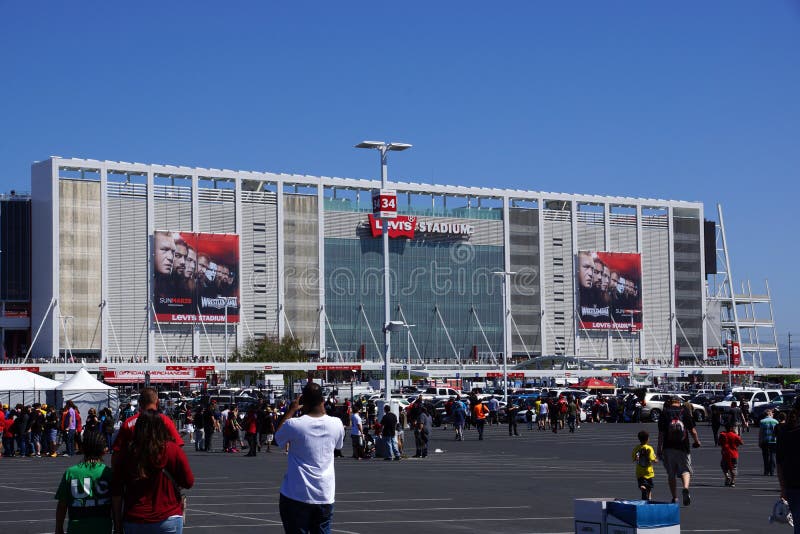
[0,370,60,407]
[56,368,118,415]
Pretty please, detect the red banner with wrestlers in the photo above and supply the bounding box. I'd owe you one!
[153,231,239,323]
[576,250,642,331]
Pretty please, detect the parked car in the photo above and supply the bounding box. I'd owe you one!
[420,387,463,402]
[640,392,707,423]
[712,388,782,414]
[750,393,797,423]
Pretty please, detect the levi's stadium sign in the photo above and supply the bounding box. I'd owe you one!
[366,214,474,239]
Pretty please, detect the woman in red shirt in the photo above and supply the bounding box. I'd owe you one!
[244,406,259,457]
[111,410,194,533]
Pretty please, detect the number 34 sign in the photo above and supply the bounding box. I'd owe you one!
[372,189,398,219]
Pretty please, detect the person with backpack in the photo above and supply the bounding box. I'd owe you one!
[452,396,467,441]
[657,395,701,506]
[632,430,657,501]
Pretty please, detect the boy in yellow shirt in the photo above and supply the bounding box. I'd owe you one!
[632,430,658,501]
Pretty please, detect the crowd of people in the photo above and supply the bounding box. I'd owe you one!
[1,401,117,458]
[2,384,799,534]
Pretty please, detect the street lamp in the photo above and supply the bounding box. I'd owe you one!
[224,303,229,386]
[355,140,412,403]
[492,271,516,405]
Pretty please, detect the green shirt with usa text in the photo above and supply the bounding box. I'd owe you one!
[55,461,113,534]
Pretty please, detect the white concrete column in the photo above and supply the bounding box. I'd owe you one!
[146,169,155,363]
[100,164,109,362]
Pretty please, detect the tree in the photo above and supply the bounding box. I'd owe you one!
[229,335,307,384]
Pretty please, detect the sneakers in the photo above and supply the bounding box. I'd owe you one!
[682,488,691,506]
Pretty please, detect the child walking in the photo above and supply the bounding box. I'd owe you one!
[632,430,657,500]
[718,423,743,487]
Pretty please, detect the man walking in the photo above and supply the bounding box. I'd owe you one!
[759,408,778,476]
[350,408,364,459]
[415,407,432,458]
[473,400,489,440]
[657,395,701,506]
[487,396,499,425]
[275,382,345,534]
[380,405,401,461]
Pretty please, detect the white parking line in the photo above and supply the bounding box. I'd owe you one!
[0,485,53,494]
[334,516,573,525]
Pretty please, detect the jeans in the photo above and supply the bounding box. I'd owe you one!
[65,429,76,456]
[48,429,59,452]
[124,516,184,534]
[279,493,333,534]
[386,436,400,459]
[785,486,800,534]
[476,419,485,440]
[761,443,776,475]
[195,428,205,451]
[414,430,429,457]
[2,436,14,456]
[203,429,214,451]
[16,433,30,456]
[351,435,362,458]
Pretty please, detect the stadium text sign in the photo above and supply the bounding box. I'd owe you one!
[367,214,474,239]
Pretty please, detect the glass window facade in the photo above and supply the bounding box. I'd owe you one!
[325,238,504,362]
[1,199,31,301]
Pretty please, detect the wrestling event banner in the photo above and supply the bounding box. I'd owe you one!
[576,250,642,331]
[152,231,239,323]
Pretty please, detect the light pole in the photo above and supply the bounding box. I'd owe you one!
[404,323,415,384]
[224,304,229,386]
[355,140,412,403]
[493,271,516,405]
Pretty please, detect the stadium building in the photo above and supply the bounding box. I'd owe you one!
[28,156,713,368]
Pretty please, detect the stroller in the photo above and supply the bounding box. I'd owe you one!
[361,432,376,459]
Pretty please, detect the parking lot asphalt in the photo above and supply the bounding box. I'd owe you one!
[0,421,780,533]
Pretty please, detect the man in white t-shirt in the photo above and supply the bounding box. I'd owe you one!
[275,382,345,533]
[350,410,363,459]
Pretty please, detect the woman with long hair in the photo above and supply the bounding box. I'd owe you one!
[111,410,194,533]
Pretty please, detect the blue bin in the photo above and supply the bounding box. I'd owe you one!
[606,500,680,528]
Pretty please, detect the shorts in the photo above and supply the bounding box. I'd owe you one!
[637,477,654,490]
[662,448,693,478]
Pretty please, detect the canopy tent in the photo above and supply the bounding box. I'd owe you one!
[56,368,118,415]
[575,378,616,390]
[0,370,60,407]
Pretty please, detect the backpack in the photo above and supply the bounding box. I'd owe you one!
[636,447,651,468]
[667,410,687,444]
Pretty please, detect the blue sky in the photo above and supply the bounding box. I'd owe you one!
[1,2,798,356]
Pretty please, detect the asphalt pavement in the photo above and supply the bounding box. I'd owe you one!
[0,421,781,533]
